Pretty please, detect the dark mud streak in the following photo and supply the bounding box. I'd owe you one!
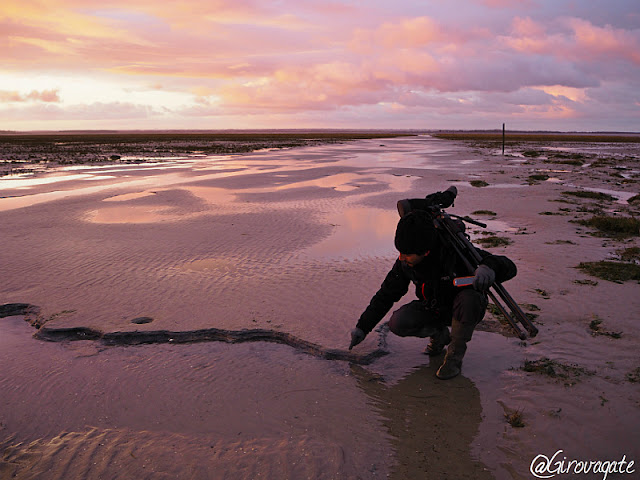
[37,327,388,365]
[0,303,37,317]
[1,304,388,365]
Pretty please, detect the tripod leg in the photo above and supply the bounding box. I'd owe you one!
[492,283,539,337]
[487,291,526,339]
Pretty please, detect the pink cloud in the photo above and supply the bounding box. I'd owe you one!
[568,17,640,64]
[504,16,640,65]
[0,91,24,102]
[0,89,60,103]
[1,0,639,131]
[27,89,61,102]
[2,101,159,120]
[351,16,447,53]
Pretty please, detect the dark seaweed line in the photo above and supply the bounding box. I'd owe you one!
[34,326,387,365]
[1,302,388,364]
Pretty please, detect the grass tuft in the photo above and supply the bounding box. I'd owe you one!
[562,191,617,201]
[576,261,640,283]
[616,246,640,262]
[578,215,640,238]
[476,235,512,247]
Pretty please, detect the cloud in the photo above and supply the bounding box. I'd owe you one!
[1,0,639,130]
[351,16,445,52]
[504,16,640,65]
[0,89,60,103]
[1,101,160,120]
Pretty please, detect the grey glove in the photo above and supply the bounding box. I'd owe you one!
[473,264,495,291]
[349,327,366,350]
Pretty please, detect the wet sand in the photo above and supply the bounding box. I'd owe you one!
[1,135,639,479]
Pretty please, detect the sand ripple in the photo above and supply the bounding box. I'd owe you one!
[0,428,349,480]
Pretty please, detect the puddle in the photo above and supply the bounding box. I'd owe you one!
[276,172,369,192]
[103,191,158,202]
[0,184,123,212]
[86,205,178,224]
[0,173,96,189]
[301,207,399,260]
[179,186,236,205]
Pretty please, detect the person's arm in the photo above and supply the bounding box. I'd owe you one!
[477,250,517,283]
[355,260,410,335]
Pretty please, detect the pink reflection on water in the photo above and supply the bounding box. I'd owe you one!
[303,207,399,260]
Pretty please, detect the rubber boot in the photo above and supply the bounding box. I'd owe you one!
[424,326,451,356]
[436,342,466,379]
[436,290,485,380]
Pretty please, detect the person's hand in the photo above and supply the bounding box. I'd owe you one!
[473,265,495,291]
[349,328,366,350]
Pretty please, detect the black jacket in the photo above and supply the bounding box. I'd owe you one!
[356,244,517,334]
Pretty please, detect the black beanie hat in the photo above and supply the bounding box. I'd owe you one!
[394,210,438,254]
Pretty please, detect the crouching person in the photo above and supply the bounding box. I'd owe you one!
[349,209,517,379]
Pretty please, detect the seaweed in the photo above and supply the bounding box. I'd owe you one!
[626,367,640,383]
[505,409,526,428]
[528,174,549,183]
[522,357,594,386]
[471,210,497,216]
[588,317,622,339]
[470,180,489,187]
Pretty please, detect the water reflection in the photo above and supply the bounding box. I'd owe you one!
[0,173,96,188]
[86,205,178,224]
[302,207,399,260]
[351,361,492,480]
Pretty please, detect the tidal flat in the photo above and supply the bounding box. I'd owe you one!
[1,133,639,479]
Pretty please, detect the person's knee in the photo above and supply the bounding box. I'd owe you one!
[389,310,410,336]
[453,289,487,323]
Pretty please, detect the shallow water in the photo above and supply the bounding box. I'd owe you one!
[0,135,489,478]
[0,315,392,479]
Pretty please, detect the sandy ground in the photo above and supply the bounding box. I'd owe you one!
[1,135,639,479]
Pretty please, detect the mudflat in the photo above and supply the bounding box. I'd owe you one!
[1,134,638,479]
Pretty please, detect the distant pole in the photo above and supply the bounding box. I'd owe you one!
[502,123,505,155]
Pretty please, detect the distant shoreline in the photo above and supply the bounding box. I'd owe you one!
[1,128,639,137]
[432,132,640,142]
[0,131,415,170]
[1,129,421,136]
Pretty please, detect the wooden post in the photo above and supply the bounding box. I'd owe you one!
[502,123,505,155]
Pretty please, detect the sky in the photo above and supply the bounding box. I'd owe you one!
[1,0,639,132]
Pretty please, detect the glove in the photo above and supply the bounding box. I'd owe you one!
[473,265,495,291]
[349,327,366,350]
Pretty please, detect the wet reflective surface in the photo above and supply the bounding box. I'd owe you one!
[2,135,639,479]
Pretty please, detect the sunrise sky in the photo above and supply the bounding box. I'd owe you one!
[1,0,639,132]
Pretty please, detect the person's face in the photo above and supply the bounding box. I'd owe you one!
[399,251,429,268]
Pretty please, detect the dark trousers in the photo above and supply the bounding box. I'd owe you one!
[388,289,488,358]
